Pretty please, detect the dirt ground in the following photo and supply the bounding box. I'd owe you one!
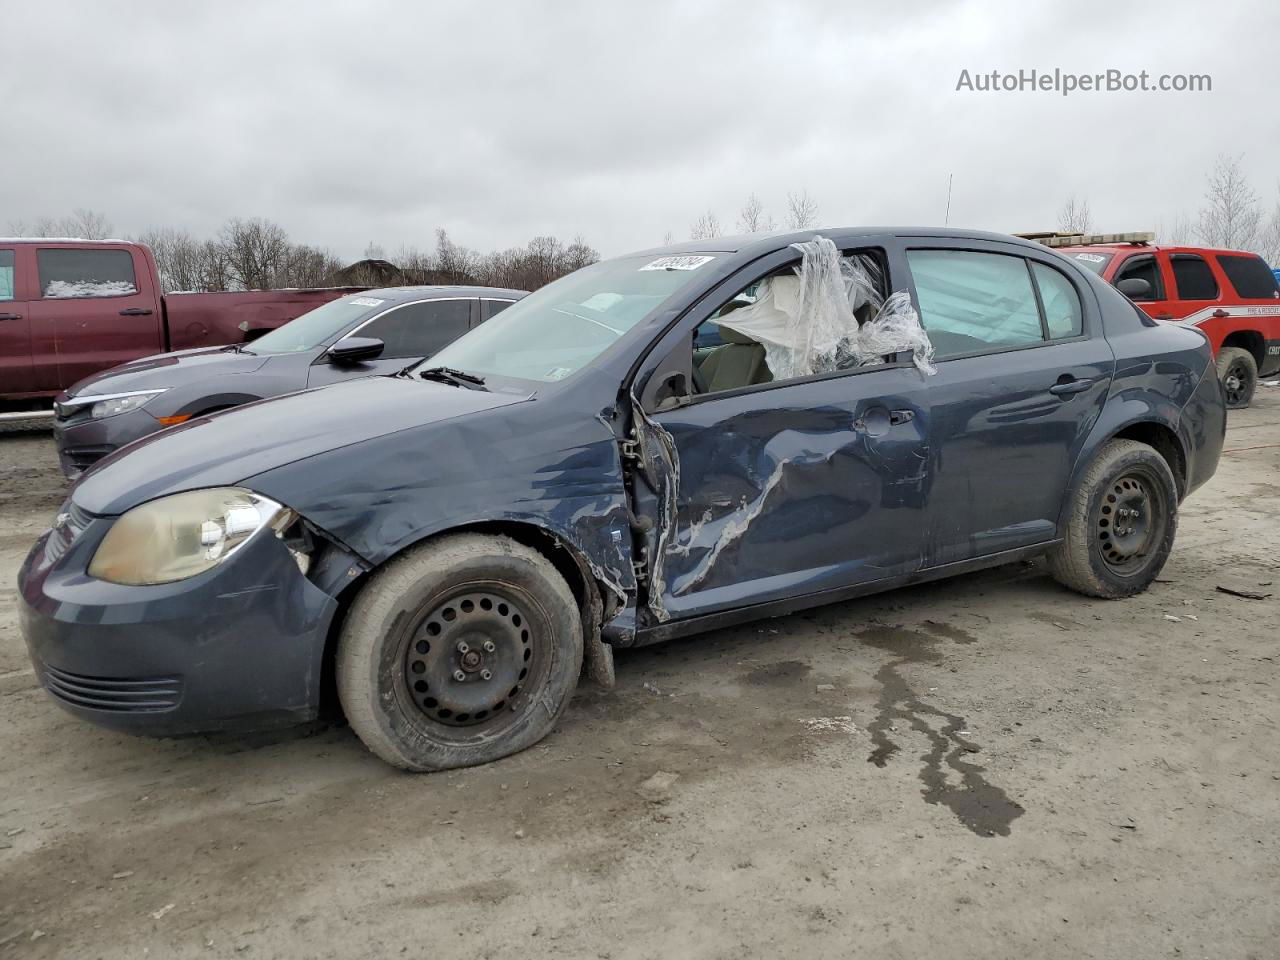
[1,397,1277,960]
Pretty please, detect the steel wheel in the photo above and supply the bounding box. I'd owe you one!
[1095,469,1167,576]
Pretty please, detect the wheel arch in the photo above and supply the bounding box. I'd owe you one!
[1109,420,1187,500]
[1220,330,1265,370]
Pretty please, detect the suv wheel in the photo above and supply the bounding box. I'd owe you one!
[1216,347,1257,409]
[337,533,583,771]
[1048,439,1178,599]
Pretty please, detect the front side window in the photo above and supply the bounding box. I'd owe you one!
[38,248,137,299]
[1216,254,1279,299]
[0,251,14,301]
[1171,254,1219,300]
[481,299,514,321]
[1032,262,1083,339]
[429,255,715,383]
[1113,255,1163,301]
[361,299,472,359]
[906,250,1043,359]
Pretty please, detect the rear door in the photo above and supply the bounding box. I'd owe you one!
[307,297,476,387]
[903,241,1115,566]
[27,244,163,391]
[0,246,34,395]
[1164,252,1224,326]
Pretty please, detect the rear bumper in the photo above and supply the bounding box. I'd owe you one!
[17,512,339,737]
[53,408,164,479]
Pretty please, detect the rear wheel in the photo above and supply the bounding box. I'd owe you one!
[336,534,583,771]
[1048,439,1178,599]
[1216,347,1257,409]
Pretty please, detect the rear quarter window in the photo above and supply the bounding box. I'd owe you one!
[1216,254,1279,299]
[38,248,138,299]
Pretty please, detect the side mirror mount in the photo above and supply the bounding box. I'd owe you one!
[327,336,385,365]
[1116,277,1153,300]
[652,371,691,412]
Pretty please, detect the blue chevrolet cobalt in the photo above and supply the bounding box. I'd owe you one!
[19,228,1225,771]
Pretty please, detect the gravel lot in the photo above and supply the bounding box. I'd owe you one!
[1,398,1277,959]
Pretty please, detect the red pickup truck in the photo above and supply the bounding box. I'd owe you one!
[0,239,362,417]
[1025,232,1280,407]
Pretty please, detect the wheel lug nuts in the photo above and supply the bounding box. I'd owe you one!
[480,669,493,680]
[456,641,469,654]
[482,640,496,653]
[453,670,467,682]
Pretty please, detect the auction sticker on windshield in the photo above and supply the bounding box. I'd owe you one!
[349,297,386,306]
[1074,254,1107,263]
[639,255,716,271]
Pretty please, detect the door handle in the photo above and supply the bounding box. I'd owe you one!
[1154,313,1173,321]
[1049,377,1094,397]
[119,307,153,316]
[1212,309,1229,319]
[0,313,21,321]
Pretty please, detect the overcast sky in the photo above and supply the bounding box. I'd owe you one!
[5,0,1276,260]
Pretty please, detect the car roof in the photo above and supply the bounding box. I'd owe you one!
[1057,244,1265,259]
[353,285,527,302]
[628,227,1048,259]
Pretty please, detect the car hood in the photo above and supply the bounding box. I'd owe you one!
[71,375,531,516]
[61,346,270,400]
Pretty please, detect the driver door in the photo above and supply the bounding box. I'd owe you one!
[629,244,931,623]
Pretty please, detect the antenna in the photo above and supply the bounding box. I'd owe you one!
[944,173,953,226]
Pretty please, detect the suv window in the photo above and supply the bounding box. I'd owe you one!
[1113,254,1163,301]
[0,251,14,301]
[1216,253,1279,299]
[360,298,472,359]
[907,250,1043,359]
[1031,262,1083,339]
[1170,254,1219,300]
[38,248,137,299]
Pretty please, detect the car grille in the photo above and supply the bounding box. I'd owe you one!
[43,664,183,713]
[60,445,114,475]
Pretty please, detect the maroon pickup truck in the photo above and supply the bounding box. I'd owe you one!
[0,239,362,417]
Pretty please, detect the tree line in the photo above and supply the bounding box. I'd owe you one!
[5,213,600,294]
[1058,153,1280,265]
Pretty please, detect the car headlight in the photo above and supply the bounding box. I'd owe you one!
[88,488,296,585]
[89,390,166,419]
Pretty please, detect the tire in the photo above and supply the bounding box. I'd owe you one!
[1048,439,1178,599]
[336,533,583,771]
[1216,347,1257,409]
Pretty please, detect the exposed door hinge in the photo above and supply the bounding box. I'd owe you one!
[619,436,641,462]
[631,547,649,585]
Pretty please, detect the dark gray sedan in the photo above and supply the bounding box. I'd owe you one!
[51,286,525,477]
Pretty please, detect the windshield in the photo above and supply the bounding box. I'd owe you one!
[1068,251,1114,275]
[248,295,386,355]
[427,254,717,382]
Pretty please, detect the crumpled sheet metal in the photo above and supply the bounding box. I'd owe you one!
[716,235,936,378]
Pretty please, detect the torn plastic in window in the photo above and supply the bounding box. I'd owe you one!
[713,235,935,379]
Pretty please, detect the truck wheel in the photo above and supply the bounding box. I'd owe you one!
[1216,347,1257,409]
[1048,439,1178,599]
[336,533,583,771]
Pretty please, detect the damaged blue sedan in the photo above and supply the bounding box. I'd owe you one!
[18,228,1225,771]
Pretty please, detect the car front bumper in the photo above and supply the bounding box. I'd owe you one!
[17,506,339,737]
[53,407,167,480]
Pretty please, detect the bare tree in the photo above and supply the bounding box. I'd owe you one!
[661,231,674,246]
[363,241,386,261]
[785,190,819,230]
[737,193,774,233]
[8,209,113,239]
[1260,195,1280,267]
[1057,195,1093,234]
[219,217,290,290]
[1156,213,1195,246]
[138,227,209,292]
[689,210,721,240]
[1196,154,1261,251]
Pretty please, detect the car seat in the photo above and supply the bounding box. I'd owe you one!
[698,326,772,391]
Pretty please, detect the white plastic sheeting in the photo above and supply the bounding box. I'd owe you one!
[715,236,935,379]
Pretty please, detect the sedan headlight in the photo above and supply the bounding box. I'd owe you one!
[88,488,295,585]
[89,390,166,420]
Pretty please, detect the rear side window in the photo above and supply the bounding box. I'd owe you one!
[1170,254,1219,300]
[361,299,472,359]
[1031,263,1083,339]
[1113,255,1163,301]
[481,299,514,321]
[907,250,1043,359]
[0,250,14,301]
[1216,254,1279,299]
[38,249,137,299]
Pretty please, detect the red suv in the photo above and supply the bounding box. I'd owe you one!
[1028,234,1280,407]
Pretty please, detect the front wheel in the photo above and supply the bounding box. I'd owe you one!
[1048,439,1178,599]
[336,534,583,771]
[1216,347,1257,409]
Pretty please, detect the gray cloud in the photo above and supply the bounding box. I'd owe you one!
[4,0,1276,259]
